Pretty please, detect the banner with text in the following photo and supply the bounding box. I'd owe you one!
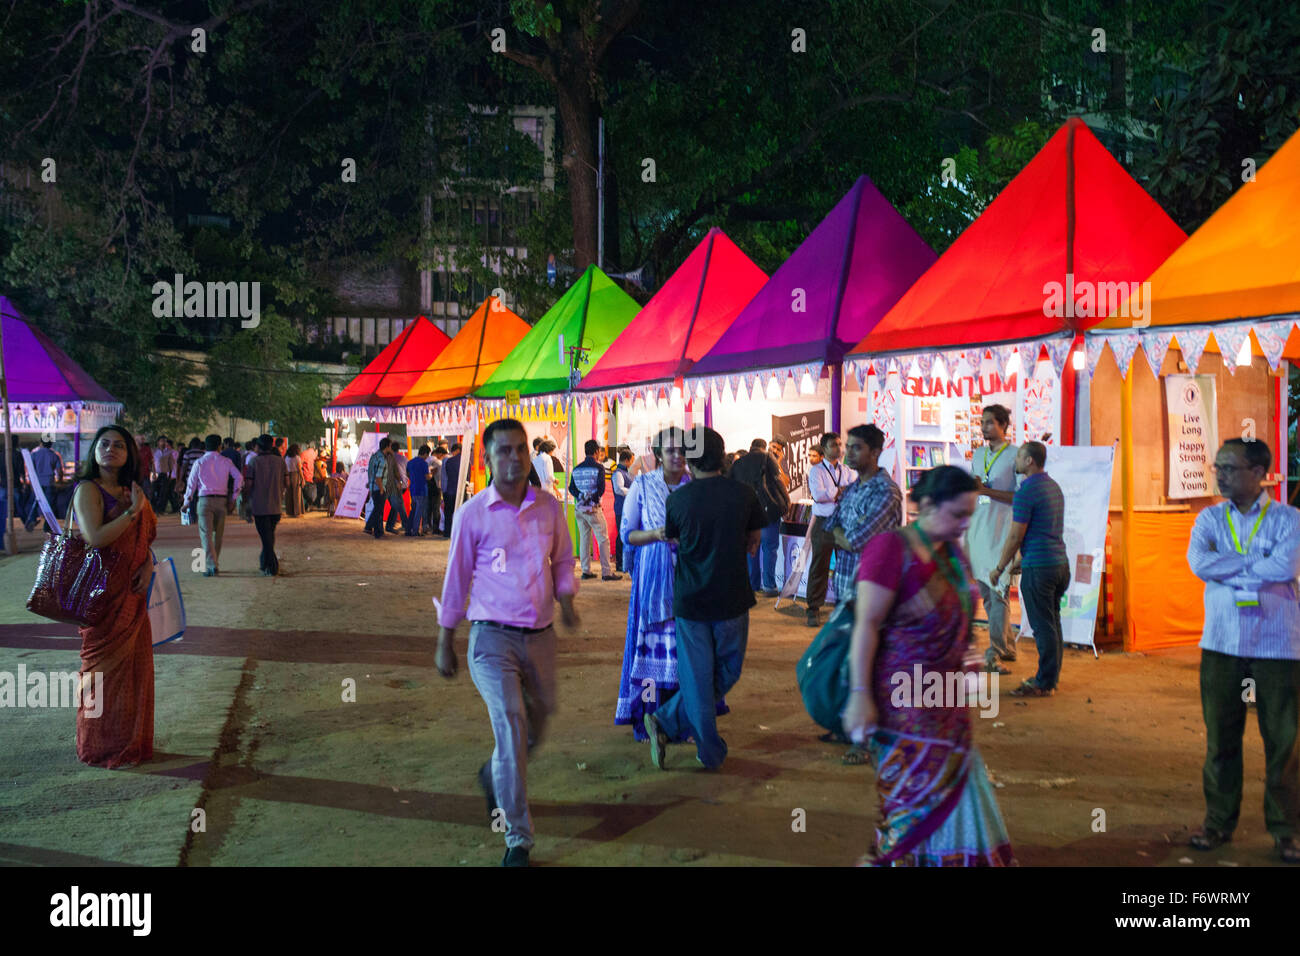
[334,431,387,519]
[1165,375,1218,500]
[1018,445,1114,653]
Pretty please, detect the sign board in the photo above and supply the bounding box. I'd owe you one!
[773,409,825,493]
[334,431,387,519]
[1016,445,1115,654]
[1165,374,1218,500]
[505,389,521,406]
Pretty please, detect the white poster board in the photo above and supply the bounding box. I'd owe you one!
[1165,374,1218,500]
[1018,445,1114,654]
[334,431,387,519]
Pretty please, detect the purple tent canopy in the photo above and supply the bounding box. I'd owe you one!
[687,176,936,384]
[1,296,118,404]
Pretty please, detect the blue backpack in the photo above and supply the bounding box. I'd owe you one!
[796,600,855,732]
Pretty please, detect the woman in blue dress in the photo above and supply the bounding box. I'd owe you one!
[616,426,729,740]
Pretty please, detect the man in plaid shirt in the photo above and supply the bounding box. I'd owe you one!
[825,424,902,603]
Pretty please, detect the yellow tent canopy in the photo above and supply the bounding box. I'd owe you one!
[1098,125,1300,330]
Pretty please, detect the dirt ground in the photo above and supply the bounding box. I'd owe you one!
[0,508,1290,867]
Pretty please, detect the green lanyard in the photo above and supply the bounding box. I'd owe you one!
[982,442,1008,483]
[912,521,973,626]
[1227,498,1270,554]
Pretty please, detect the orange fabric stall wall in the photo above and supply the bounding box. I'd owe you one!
[1126,512,1204,651]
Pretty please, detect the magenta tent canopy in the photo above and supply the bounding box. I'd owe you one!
[687,175,936,385]
[1,296,119,404]
[1,296,122,449]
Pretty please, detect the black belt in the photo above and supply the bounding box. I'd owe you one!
[472,620,550,635]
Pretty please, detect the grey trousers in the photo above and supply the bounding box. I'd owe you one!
[468,622,558,851]
[197,496,228,572]
[575,508,611,575]
[976,579,1016,661]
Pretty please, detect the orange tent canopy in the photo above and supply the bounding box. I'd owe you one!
[851,118,1186,355]
[398,296,531,405]
[1096,123,1300,330]
[325,315,451,409]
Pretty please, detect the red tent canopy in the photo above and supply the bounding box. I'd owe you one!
[579,228,767,392]
[851,118,1187,356]
[325,316,452,410]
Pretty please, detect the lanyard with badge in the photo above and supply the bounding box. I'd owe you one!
[1227,498,1270,608]
[979,443,1008,505]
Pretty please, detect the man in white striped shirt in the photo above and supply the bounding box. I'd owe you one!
[1186,438,1300,863]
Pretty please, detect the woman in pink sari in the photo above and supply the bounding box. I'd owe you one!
[71,425,157,768]
[842,466,1015,866]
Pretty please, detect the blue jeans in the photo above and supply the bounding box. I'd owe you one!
[747,519,780,591]
[385,489,408,532]
[654,613,749,768]
[1021,563,1071,690]
[408,493,426,534]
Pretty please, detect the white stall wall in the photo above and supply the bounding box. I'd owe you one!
[708,376,831,462]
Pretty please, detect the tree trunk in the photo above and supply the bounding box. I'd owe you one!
[554,67,599,271]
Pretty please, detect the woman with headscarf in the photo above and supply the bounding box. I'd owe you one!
[614,427,728,740]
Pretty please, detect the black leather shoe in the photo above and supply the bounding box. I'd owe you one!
[1189,827,1232,851]
[502,847,530,867]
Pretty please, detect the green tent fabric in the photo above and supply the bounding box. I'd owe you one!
[475,264,641,398]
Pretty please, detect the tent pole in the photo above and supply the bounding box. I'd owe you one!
[74,404,82,465]
[1060,336,1079,445]
[704,389,713,429]
[830,363,843,433]
[1119,366,1135,651]
[1277,364,1288,504]
[0,313,15,555]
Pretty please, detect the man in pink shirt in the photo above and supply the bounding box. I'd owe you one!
[181,433,245,576]
[436,417,579,867]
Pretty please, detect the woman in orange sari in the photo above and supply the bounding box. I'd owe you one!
[71,425,157,768]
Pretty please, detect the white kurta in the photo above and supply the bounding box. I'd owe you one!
[965,442,1019,589]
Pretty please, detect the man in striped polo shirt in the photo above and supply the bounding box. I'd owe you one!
[1186,438,1300,863]
[990,441,1069,697]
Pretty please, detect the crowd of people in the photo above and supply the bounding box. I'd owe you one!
[35,410,1300,868]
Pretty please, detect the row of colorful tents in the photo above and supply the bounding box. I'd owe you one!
[322,117,1300,435]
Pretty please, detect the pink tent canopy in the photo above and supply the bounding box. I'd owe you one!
[1,296,119,404]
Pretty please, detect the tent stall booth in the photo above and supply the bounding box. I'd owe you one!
[1,297,124,538]
[681,177,935,597]
[1086,121,1300,652]
[687,175,935,466]
[578,227,768,474]
[849,118,1188,653]
[473,265,641,543]
[320,315,452,519]
[388,295,531,512]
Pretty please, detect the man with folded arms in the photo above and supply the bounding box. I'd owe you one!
[436,418,579,868]
[181,434,244,576]
[1186,438,1300,863]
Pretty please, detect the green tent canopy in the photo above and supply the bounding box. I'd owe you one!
[474,264,641,399]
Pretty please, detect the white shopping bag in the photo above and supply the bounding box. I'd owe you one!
[147,553,186,645]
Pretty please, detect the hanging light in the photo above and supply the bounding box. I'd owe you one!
[695,381,706,399]
[1072,348,1085,371]
[766,376,781,401]
[799,370,815,394]
[932,357,948,383]
[1236,337,1252,367]
[1004,351,1022,377]
[671,385,683,404]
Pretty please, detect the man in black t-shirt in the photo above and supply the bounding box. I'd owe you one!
[645,427,765,771]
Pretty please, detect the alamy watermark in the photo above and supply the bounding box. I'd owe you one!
[151,273,260,328]
[0,667,104,718]
[1042,273,1151,328]
[888,665,999,719]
